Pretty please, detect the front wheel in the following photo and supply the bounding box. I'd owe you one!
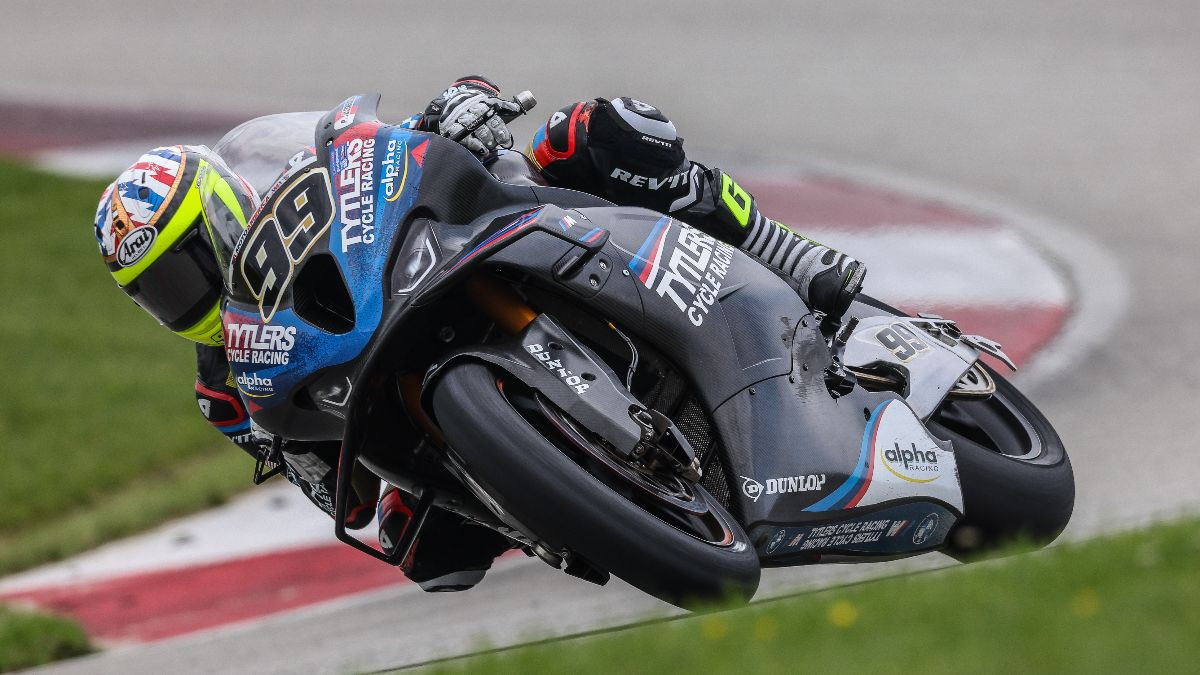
[929,364,1074,560]
[430,361,760,607]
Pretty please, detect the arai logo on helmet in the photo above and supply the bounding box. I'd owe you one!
[116,226,157,267]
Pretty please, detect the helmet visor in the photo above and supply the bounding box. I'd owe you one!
[124,226,223,332]
[198,154,258,285]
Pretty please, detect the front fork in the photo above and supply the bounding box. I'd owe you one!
[334,274,540,566]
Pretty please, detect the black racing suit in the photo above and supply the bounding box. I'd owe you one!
[521,96,863,302]
[413,77,865,316]
[195,80,865,587]
[193,344,376,528]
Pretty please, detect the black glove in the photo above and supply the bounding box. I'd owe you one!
[423,76,522,157]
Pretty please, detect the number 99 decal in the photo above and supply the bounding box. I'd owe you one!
[240,168,336,322]
[876,323,931,362]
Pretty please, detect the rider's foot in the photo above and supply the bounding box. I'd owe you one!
[377,487,513,592]
[803,251,867,319]
[377,487,414,558]
[740,216,866,319]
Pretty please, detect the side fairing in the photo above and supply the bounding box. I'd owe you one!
[577,208,801,403]
[489,209,964,555]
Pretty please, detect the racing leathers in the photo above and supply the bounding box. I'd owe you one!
[193,343,378,530]
[414,76,867,319]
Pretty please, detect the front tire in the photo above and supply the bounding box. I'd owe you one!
[929,365,1074,559]
[430,361,760,607]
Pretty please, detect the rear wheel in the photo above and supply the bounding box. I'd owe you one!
[927,364,1074,559]
[430,361,760,607]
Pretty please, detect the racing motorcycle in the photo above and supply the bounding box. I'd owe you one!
[208,93,1073,607]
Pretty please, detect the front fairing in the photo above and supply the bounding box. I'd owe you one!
[222,117,438,439]
[220,95,569,439]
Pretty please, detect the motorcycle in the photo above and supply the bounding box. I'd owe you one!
[207,93,1073,607]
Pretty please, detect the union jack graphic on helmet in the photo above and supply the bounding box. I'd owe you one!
[93,181,116,256]
[113,145,185,230]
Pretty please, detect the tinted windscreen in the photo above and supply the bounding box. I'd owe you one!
[213,111,324,198]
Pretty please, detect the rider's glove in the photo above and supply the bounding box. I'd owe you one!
[423,76,522,158]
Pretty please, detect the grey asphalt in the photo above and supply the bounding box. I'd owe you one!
[4,1,1197,672]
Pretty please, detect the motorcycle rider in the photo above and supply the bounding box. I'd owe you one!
[409,77,865,317]
[91,76,866,592]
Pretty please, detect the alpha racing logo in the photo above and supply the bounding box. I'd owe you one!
[881,441,942,483]
[740,473,827,503]
[380,138,408,203]
[336,137,376,252]
[224,323,297,365]
[235,372,274,395]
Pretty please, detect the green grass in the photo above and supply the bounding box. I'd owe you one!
[0,160,251,570]
[436,517,1200,674]
[0,605,93,672]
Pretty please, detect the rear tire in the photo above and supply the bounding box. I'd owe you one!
[928,365,1074,560]
[430,361,761,607]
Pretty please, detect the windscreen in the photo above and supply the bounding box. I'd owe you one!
[212,111,324,198]
[201,112,323,286]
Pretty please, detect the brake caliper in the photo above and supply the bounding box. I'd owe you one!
[629,406,702,481]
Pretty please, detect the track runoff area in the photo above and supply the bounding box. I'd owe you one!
[0,128,1078,667]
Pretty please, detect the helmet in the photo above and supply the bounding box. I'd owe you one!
[93,145,259,346]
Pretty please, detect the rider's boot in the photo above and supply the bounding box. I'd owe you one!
[742,217,867,319]
[675,167,867,319]
[794,241,867,320]
[377,487,514,592]
[377,486,415,560]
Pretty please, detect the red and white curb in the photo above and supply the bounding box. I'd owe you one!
[0,113,1122,647]
[0,99,246,174]
[744,173,1072,369]
[0,484,394,643]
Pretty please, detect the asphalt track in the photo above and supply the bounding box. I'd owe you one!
[4,1,1197,672]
